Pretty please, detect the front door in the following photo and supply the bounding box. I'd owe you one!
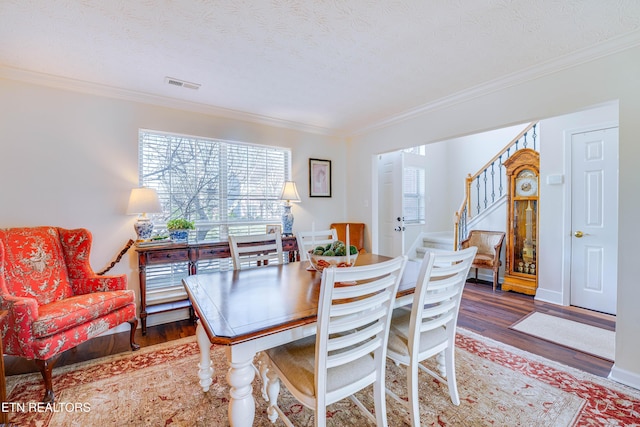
[570,127,618,315]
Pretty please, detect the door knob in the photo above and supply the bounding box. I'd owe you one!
[574,231,584,238]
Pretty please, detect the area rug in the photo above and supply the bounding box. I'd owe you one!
[510,311,615,361]
[5,329,639,426]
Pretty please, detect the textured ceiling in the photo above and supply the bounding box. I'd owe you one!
[1,1,640,134]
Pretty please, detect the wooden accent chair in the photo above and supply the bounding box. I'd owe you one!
[459,230,506,291]
[386,247,477,426]
[330,222,366,254]
[262,256,407,426]
[0,226,139,402]
[228,232,284,270]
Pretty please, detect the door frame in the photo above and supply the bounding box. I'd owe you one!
[562,121,619,307]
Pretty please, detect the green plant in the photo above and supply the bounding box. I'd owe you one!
[166,218,195,230]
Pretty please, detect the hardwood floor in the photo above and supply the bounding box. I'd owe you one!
[4,279,615,379]
[459,280,615,377]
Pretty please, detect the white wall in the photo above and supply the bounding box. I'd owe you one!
[2,45,639,390]
[348,46,640,390]
[0,78,346,323]
[536,103,619,306]
[424,123,528,231]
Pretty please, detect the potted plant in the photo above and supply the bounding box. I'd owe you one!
[166,218,195,243]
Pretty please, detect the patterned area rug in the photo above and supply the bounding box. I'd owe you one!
[5,329,640,426]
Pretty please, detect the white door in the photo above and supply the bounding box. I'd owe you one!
[377,152,404,256]
[402,152,427,254]
[570,127,618,315]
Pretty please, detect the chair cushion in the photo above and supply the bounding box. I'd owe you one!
[472,254,500,269]
[31,290,135,338]
[387,308,448,357]
[266,335,375,399]
[0,227,73,305]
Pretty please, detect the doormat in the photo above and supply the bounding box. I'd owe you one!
[510,311,615,361]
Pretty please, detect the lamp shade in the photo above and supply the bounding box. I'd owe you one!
[279,181,301,203]
[127,187,162,215]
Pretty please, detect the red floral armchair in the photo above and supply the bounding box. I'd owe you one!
[0,226,139,402]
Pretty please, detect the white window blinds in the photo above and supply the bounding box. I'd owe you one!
[138,129,291,303]
[139,129,290,240]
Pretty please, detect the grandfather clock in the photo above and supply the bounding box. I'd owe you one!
[502,148,540,295]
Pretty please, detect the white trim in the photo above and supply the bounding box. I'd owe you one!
[609,364,640,391]
[534,287,564,306]
[95,309,191,337]
[0,66,333,136]
[1,30,639,137]
[146,308,191,328]
[353,31,640,136]
[95,322,132,337]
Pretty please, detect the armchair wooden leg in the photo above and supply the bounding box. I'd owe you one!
[35,357,58,403]
[129,319,141,351]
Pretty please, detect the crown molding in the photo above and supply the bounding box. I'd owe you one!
[3,28,640,139]
[0,66,334,136]
[351,29,640,137]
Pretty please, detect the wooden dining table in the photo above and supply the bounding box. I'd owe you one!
[182,253,421,427]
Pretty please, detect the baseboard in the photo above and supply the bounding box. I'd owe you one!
[146,308,191,327]
[609,364,640,391]
[97,309,191,337]
[97,322,132,337]
[533,287,564,305]
[469,271,502,284]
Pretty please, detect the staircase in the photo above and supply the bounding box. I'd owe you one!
[407,231,454,260]
[407,122,539,265]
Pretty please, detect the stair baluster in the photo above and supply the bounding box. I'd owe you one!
[454,122,539,249]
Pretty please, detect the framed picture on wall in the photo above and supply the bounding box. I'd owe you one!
[266,224,282,234]
[309,158,331,197]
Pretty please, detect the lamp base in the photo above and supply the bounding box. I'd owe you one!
[134,218,154,241]
[281,205,294,236]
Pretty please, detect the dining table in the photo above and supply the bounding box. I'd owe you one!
[182,253,421,427]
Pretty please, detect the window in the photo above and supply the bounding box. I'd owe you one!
[139,129,291,240]
[403,166,425,224]
[138,129,291,306]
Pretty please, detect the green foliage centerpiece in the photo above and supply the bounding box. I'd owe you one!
[309,240,358,272]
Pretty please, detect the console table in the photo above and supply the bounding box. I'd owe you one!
[135,236,299,335]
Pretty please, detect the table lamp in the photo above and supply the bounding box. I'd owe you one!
[127,187,162,241]
[279,181,300,236]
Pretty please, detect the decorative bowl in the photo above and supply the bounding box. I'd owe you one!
[309,252,358,272]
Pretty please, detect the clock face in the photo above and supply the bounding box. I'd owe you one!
[515,170,538,197]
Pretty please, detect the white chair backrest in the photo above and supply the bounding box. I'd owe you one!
[228,232,284,270]
[315,255,407,404]
[296,229,338,261]
[408,247,477,355]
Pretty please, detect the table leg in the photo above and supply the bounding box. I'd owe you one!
[226,346,256,427]
[195,320,214,392]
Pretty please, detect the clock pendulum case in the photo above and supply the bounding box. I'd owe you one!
[502,148,540,295]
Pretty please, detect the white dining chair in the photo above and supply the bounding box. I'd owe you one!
[296,228,338,261]
[262,255,407,426]
[386,246,477,427]
[228,232,284,270]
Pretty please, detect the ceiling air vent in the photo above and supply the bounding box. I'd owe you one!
[165,77,201,90]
